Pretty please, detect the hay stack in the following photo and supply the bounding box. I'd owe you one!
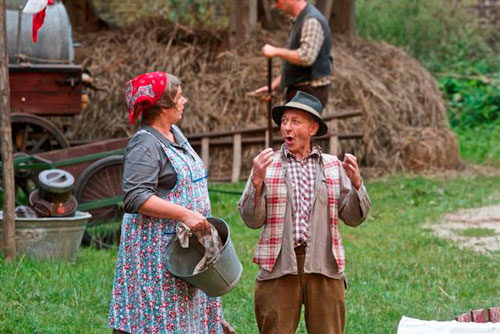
[62,20,458,173]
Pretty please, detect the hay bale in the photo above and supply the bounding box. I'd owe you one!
[400,127,460,171]
[58,20,458,174]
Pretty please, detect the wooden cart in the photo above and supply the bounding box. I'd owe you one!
[11,137,128,249]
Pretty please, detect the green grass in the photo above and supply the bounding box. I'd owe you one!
[452,120,500,166]
[1,175,500,333]
[453,228,497,238]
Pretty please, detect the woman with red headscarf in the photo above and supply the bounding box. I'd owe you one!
[108,72,225,333]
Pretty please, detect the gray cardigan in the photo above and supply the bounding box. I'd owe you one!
[122,125,188,213]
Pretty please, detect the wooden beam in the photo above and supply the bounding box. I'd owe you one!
[0,0,16,261]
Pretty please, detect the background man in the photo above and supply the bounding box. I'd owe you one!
[254,0,332,107]
[239,91,371,334]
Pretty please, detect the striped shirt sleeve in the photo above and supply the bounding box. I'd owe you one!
[296,17,325,66]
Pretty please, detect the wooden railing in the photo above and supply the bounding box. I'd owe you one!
[186,109,364,182]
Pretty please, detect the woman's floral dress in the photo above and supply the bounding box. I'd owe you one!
[108,127,223,334]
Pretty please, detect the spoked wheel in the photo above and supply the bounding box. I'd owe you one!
[11,113,69,154]
[3,114,68,203]
[74,155,124,249]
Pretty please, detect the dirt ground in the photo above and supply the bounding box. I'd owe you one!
[425,204,500,254]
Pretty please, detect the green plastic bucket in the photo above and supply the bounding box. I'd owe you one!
[164,217,243,297]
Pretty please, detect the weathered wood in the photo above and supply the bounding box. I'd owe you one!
[330,0,356,35]
[264,130,270,148]
[201,137,210,170]
[329,125,340,155]
[190,132,363,147]
[0,0,16,261]
[187,110,362,140]
[34,137,128,180]
[9,64,83,116]
[231,134,242,183]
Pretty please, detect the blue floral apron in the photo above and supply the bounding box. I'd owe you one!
[108,128,223,334]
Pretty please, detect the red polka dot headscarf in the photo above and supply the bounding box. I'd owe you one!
[125,72,168,125]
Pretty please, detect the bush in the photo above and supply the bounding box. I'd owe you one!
[355,0,497,71]
[439,76,500,128]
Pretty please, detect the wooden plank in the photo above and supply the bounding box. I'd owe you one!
[9,67,83,116]
[190,133,363,147]
[471,309,486,323]
[231,134,242,183]
[187,110,362,140]
[201,137,210,170]
[0,0,16,261]
[34,137,128,180]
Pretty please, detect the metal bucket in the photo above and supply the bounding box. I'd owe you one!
[0,211,91,263]
[6,0,74,63]
[164,217,243,297]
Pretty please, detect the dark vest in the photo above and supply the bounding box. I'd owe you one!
[281,4,332,89]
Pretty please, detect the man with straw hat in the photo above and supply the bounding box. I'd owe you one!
[253,0,332,107]
[239,91,371,334]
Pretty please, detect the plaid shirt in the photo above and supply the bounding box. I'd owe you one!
[250,150,345,273]
[294,17,331,87]
[282,144,322,246]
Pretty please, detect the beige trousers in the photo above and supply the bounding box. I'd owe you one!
[254,245,346,334]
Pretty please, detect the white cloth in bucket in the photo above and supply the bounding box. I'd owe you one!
[176,223,223,274]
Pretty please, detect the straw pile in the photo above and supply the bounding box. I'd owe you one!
[59,19,459,174]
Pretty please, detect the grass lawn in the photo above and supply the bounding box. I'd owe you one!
[1,174,499,333]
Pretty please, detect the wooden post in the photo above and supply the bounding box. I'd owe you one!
[329,119,340,155]
[201,137,209,170]
[0,0,16,261]
[231,134,242,183]
[330,0,356,35]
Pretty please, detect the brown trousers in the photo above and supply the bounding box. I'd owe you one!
[254,245,346,334]
[286,84,330,109]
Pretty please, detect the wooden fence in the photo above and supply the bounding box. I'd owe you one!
[187,109,364,182]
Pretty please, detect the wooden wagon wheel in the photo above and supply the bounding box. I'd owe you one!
[74,155,124,249]
[11,113,69,154]
[2,114,68,200]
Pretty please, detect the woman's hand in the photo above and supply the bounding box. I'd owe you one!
[182,210,211,236]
